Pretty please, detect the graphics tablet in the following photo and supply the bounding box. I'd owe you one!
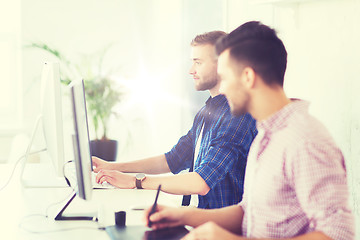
[106,225,189,240]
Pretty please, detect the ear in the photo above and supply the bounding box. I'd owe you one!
[241,67,256,89]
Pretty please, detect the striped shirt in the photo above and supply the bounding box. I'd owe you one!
[239,99,355,239]
[166,94,257,209]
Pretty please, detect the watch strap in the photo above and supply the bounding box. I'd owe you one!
[136,178,143,189]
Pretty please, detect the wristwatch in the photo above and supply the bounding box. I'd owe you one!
[135,173,146,189]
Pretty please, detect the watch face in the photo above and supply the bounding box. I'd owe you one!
[136,173,145,180]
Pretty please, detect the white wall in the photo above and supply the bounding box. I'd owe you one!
[20,0,187,161]
[0,0,22,161]
[18,0,226,162]
[226,0,360,236]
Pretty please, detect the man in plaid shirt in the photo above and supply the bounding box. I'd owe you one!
[144,21,355,240]
[93,31,257,209]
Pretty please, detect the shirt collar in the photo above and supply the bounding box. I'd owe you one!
[257,99,310,133]
[205,94,227,107]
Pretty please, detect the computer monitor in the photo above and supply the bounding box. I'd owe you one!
[20,62,68,187]
[70,79,93,200]
[40,62,65,177]
[54,80,94,221]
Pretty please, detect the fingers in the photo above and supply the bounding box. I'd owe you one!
[181,224,206,240]
[181,222,238,240]
[92,157,101,172]
[148,210,164,222]
[151,221,181,230]
[92,156,99,165]
[92,156,108,173]
[99,175,113,184]
[144,205,162,228]
[143,205,154,224]
[145,206,183,230]
[143,204,160,227]
[95,169,112,183]
[96,171,118,188]
[94,170,135,189]
[95,170,104,183]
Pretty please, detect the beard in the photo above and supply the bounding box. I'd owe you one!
[228,92,250,117]
[194,75,218,91]
[231,106,248,116]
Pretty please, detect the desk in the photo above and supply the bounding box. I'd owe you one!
[0,164,182,240]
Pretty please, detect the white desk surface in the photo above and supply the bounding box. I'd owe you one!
[0,164,182,240]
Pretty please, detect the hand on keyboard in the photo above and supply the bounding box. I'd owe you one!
[94,169,136,189]
[92,172,115,189]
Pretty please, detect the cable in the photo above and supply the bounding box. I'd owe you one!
[39,160,77,218]
[18,214,102,234]
[17,115,74,189]
[63,160,75,188]
[44,188,75,218]
[18,189,104,234]
[19,115,43,183]
[0,148,46,191]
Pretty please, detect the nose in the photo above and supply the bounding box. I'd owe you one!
[189,64,196,75]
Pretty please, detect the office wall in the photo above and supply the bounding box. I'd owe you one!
[0,0,22,162]
[226,0,360,235]
[20,0,184,161]
[18,0,226,162]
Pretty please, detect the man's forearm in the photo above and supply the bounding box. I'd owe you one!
[142,172,210,195]
[243,231,332,240]
[183,205,244,235]
[180,210,331,240]
[171,206,331,240]
[284,232,332,240]
[113,154,171,174]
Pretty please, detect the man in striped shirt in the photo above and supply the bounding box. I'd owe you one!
[145,21,355,240]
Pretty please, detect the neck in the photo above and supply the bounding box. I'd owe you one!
[249,85,291,121]
[208,82,221,98]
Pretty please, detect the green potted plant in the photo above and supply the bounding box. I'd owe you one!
[29,43,125,161]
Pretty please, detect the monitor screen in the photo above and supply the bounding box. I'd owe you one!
[70,79,92,200]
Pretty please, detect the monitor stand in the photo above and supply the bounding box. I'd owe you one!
[18,115,69,188]
[54,191,97,221]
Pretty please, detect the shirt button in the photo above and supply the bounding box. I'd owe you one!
[309,219,316,229]
[208,112,211,115]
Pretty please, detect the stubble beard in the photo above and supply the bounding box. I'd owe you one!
[195,75,218,91]
[229,94,249,117]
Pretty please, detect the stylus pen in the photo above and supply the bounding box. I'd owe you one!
[148,184,161,227]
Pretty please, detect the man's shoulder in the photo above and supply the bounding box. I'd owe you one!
[286,110,332,142]
[227,111,256,125]
[279,112,342,163]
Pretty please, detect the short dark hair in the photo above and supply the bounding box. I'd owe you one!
[216,21,287,86]
[191,31,227,46]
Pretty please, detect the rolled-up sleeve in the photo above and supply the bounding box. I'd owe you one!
[165,129,194,174]
[290,139,355,240]
[195,113,255,190]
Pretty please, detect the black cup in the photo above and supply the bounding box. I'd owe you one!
[115,211,126,227]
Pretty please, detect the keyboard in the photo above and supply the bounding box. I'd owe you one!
[92,171,115,189]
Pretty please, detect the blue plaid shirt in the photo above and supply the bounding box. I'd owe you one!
[165,95,257,209]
